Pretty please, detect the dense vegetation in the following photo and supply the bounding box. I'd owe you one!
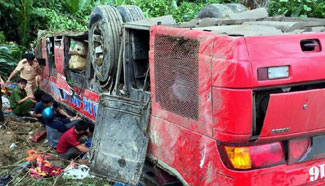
[268,0,325,18]
[0,0,325,78]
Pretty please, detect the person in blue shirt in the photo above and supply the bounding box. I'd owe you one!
[42,107,81,148]
[52,101,71,119]
[33,94,53,124]
[85,123,94,148]
[33,94,72,124]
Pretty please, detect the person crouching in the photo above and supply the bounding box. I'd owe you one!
[56,120,90,160]
[42,107,81,148]
[33,94,53,124]
[9,78,35,116]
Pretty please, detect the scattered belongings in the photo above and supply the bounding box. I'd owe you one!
[25,150,62,178]
[1,96,10,109]
[0,174,12,186]
[9,143,16,150]
[13,162,31,174]
[30,129,47,143]
[63,161,94,179]
[113,182,132,186]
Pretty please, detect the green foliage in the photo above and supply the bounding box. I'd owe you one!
[32,0,91,32]
[62,0,91,15]
[0,32,5,44]
[170,1,206,22]
[107,0,223,22]
[134,0,172,18]
[0,0,91,46]
[2,0,325,49]
[36,8,88,31]
[0,1,19,43]
[134,0,192,22]
[268,0,325,18]
[0,43,22,78]
[16,0,34,46]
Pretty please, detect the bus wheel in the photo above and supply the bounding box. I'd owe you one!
[196,3,247,19]
[117,5,145,23]
[88,5,123,88]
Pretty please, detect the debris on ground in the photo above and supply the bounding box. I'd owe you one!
[0,115,111,185]
[0,174,12,185]
[63,161,94,179]
[9,143,17,150]
[113,182,133,186]
[26,149,62,178]
[30,129,47,143]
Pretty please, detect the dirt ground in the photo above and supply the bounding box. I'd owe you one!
[0,115,111,186]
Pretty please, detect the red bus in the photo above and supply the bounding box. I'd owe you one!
[37,5,325,186]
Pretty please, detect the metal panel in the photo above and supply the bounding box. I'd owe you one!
[298,135,325,163]
[245,33,325,88]
[258,89,325,142]
[154,34,200,120]
[90,94,150,185]
[125,15,176,29]
[212,87,252,143]
[54,36,64,75]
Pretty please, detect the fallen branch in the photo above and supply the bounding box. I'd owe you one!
[0,165,29,170]
[46,153,71,164]
[13,170,29,186]
[51,173,64,186]
[16,135,33,149]
[5,165,30,186]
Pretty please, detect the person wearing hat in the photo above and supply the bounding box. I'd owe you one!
[9,78,35,116]
[6,53,41,97]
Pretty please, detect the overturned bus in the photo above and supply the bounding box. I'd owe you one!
[36,4,325,186]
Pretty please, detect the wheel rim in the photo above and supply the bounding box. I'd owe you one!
[92,25,105,67]
[88,6,124,91]
[90,22,111,83]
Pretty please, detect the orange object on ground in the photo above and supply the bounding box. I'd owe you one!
[26,150,62,178]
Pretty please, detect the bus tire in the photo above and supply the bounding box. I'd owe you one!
[88,5,123,84]
[117,5,145,23]
[197,3,247,19]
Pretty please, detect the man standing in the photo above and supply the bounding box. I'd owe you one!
[7,53,41,97]
[9,78,35,116]
[56,121,90,160]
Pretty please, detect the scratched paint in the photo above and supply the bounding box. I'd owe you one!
[38,24,325,186]
[147,26,325,186]
[200,145,206,168]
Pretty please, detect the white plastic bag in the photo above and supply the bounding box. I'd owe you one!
[2,96,10,109]
[63,164,94,179]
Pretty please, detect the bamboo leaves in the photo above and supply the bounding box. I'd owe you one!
[0,44,21,78]
[16,0,34,46]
